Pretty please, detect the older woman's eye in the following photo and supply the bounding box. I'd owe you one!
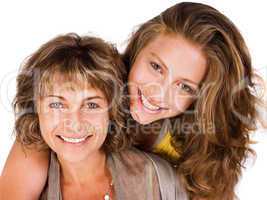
[49,102,64,109]
[86,102,100,109]
[150,62,163,74]
[177,83,195,95]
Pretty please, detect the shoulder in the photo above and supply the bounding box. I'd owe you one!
[108,148,163,199]
[109,147,153,170]
[0,141,49,200]
[141,151,188,200]
[110,148,188,200]
[111,147,174,167]
[109,147,174,178]
[40,151,61,200]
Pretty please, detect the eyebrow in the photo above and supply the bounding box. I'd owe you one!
[151,52,199,87]
[45,95,104,101]
[180,78,199,87]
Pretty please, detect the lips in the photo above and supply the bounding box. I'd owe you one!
[56,134,92,144]
[138,89,168,113]
[140,93,161,111]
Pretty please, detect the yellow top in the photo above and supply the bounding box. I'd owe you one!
[152,131,180,163]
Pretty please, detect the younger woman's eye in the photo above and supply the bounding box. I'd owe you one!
[86,102,100,109]
[177,83,196,95]
[49,102,64,109]
[150,62,163,74]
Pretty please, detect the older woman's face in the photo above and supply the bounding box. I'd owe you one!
[128,33,207,124]
[37,75,109,163]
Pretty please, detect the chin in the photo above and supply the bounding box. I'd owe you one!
[58,151,90,163]
[137,119,151,125]
[51,146,88,162]
[131,111,157,125]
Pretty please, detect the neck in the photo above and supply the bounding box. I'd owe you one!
[58,150,108,186]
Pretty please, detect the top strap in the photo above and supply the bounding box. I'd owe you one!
[144,152,188,200]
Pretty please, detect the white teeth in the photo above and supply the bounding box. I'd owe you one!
[59,135,88,143]
[141,94,160,111]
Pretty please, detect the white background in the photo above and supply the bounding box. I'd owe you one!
[0,0,266,199]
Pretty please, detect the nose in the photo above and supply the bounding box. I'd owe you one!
[143,81,170,106]
[62,110,88,134]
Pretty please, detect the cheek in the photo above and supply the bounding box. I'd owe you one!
[169,97,194,115]
[82,111,109,133]
[38,112,60,142]
[90,113,109,146]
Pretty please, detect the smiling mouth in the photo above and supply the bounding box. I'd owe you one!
[56,135,92,144]
[138,89,168,112]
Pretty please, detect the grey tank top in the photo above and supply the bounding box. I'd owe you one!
[40,148,188,200]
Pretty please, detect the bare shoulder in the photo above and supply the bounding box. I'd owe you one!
[0,140,50,200]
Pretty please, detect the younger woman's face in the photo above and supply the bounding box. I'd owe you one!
[128,33,207,124]
[37,75,109,163]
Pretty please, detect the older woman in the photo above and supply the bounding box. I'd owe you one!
[7,33,187,200]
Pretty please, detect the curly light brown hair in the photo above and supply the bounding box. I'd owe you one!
[123,2,264,200]
[13,33,131,152]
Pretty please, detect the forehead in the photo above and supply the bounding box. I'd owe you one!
[40,72,105,99]
[142,33,207,84]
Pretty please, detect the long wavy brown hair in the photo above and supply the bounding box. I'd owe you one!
[123,2,264,200]
[13,33,131,152]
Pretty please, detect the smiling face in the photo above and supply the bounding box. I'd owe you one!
[37,74,109,163]
[128,33,207,124]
